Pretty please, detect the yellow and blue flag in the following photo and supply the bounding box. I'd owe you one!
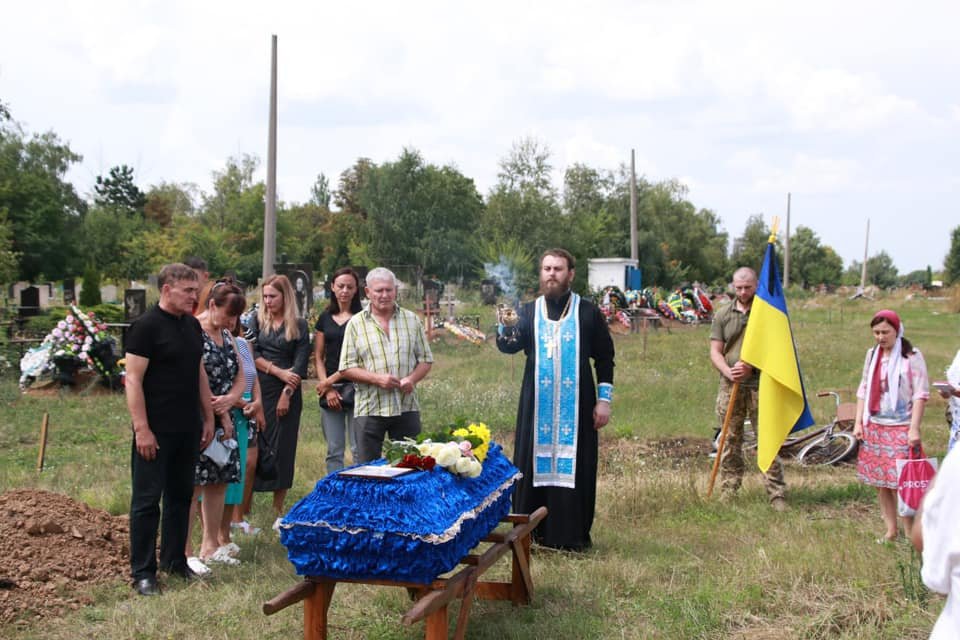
[741,240,814,473]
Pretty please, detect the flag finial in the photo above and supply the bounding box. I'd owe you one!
[768,216,780,244]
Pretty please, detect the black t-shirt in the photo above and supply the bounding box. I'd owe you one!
[314,310,350,377]
[125,304,204,433]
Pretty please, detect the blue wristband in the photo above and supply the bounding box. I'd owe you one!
[598,383,613,403]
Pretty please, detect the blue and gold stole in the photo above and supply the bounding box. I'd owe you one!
[532,293,581,488]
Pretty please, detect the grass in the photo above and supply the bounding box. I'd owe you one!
[1,292,957,638]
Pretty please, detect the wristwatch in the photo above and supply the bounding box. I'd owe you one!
[283,387,294,397]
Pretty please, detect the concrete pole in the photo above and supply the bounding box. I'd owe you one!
[860,218,870,289]
[783,193,791,288]
[262,34,278,280]
[629,149,638,261]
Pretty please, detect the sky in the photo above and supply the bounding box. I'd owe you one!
[2,0,958,275]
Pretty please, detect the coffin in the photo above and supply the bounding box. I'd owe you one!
[279,443,521,584]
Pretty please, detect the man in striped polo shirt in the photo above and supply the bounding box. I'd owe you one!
[339,267,433,462]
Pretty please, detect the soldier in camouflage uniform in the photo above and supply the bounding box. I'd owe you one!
[709,267,787,509]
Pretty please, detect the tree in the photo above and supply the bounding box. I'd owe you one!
[310,173,332,209]
[199,154,266,283]
[845,251,899,288]
[359,148,483,283]
[94,165,146,215]
[481,138,562,257]
[946,225,960,285]
[0,118,86,280]
[143,182,198,227]
[0,209,20,284]
[788,226,843,288]
[334,158,375,216]
[79,265,102,306]
[731,215,779,274]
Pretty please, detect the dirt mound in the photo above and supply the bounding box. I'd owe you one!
[0,489,129,626]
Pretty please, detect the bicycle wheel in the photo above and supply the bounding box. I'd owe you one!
[796,432,858,466]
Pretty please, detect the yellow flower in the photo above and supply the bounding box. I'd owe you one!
[468,422,491,462]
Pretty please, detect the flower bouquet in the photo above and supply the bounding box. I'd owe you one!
[19,305,123,389]
[383,419,492,478]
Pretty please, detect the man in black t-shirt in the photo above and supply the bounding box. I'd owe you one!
[125,263,215,595]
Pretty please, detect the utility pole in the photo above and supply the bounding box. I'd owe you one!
[629,149,638,261]
[262,34,278,281]
[783,193,791,288]
[859,218,870,290]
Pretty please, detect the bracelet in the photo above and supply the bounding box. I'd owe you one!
[267,363,273,375]
[598,383,613,404]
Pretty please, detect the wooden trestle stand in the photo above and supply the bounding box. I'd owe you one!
[263,507,547,640]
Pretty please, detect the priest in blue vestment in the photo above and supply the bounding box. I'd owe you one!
[496,248,615,550]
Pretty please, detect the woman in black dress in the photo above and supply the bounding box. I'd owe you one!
[250,274,310,528]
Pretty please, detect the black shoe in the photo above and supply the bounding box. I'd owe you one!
[133,577,161,596]
[163,565,203,582]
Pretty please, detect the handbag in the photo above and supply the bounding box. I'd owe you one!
[256,429,279,483]
[897,445,938,517]
[318,381,355,411]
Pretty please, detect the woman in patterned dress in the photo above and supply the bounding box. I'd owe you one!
[853,309,929,543]
[186,281,247,571]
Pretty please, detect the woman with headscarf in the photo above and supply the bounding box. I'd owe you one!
[853,309,930,543]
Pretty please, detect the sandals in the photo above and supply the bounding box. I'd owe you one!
[230,520,261,536]
[186,556,212,575]
[204,546,241,566]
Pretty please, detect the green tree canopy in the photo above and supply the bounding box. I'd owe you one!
[945,225,960,285]
[788,226,843,288]
[94,164,146,215]
[359,148,483,283]
[0,117,85,280]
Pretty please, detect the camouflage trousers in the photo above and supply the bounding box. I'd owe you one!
[715,378,786,500]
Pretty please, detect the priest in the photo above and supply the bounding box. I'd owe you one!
[497,248,615,550]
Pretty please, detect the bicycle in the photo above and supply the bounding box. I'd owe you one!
[713,391,858,466]
[794,391,859,466]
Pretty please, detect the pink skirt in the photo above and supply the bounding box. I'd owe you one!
[856,421,910,489]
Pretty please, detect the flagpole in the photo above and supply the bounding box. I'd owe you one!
[707,382,739,497]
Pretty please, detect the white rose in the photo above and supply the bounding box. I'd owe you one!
[464,459,482,478]
[434,442,461,468]
[454,456,474,476]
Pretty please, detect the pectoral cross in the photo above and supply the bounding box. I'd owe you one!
[544,336,555,359]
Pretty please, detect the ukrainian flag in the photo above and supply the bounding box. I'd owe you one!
[741,240,814,473]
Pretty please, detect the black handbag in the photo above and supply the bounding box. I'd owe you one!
[256,429,278,482]
[318,382,355,410]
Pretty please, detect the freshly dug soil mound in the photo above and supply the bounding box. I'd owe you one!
[0,489,129,626]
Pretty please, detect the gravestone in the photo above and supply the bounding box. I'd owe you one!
[100,284,118,303]
[480,279,497,305]
[64,278,76,304]
[275,263,313,319]
[124,289,146,321]
[19,286,40,317]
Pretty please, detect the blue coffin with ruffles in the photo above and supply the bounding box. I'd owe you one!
[279,443,521,584]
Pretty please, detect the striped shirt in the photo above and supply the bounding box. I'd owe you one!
[339,304,433,417]
[235,337,257,397]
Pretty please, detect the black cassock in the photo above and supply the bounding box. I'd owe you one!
[496,292,615,550]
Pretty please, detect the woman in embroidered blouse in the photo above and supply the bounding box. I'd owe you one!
[853,309,929,543]
[250,275,310,528]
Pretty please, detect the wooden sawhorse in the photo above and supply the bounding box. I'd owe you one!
[263,507,547,640]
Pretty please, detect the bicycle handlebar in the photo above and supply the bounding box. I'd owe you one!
[816,391,842,406]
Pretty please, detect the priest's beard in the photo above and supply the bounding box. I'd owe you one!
[540,278,572,301]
